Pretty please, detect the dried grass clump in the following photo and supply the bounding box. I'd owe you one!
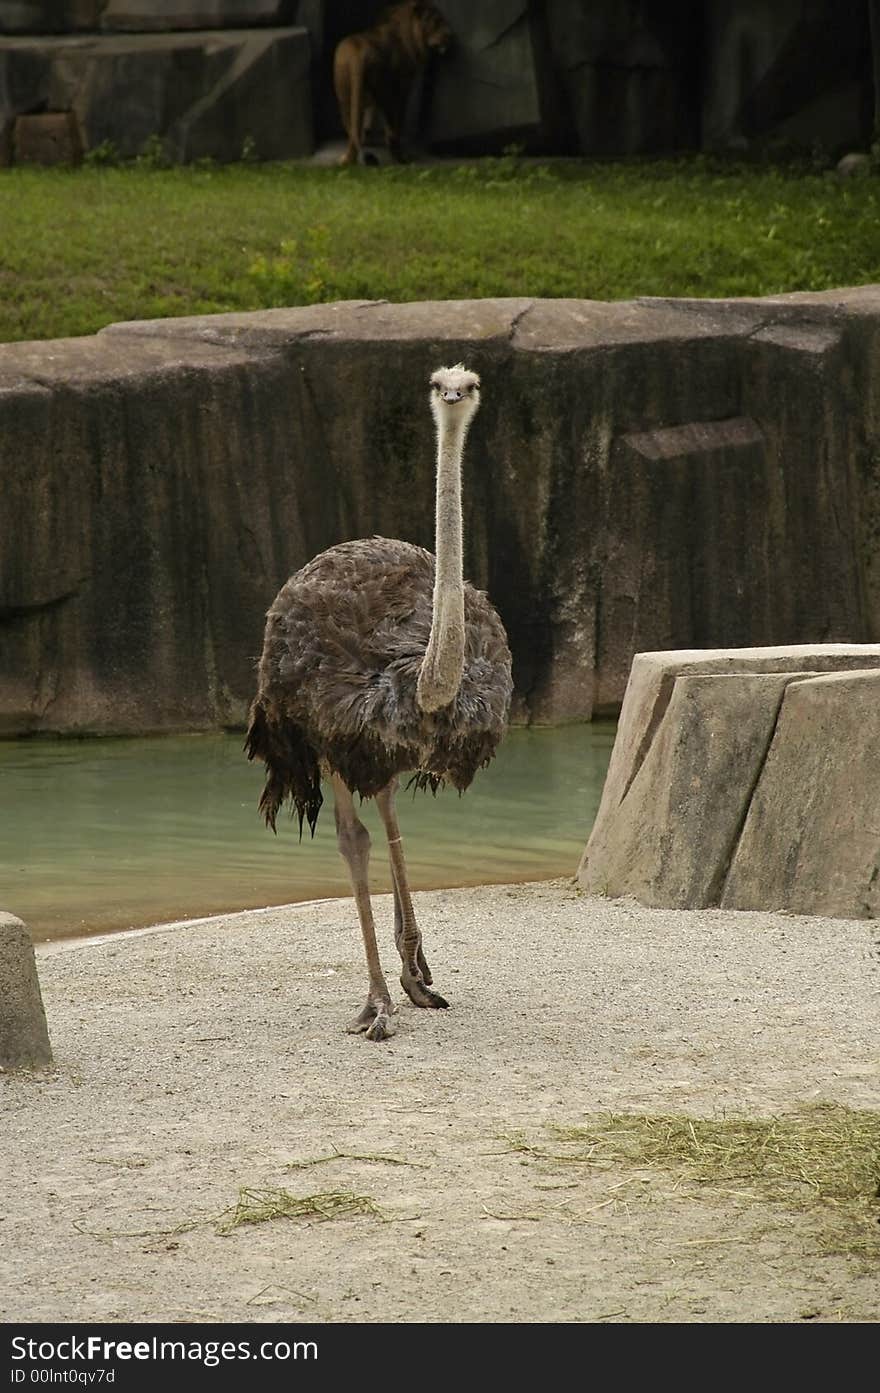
[75,1186,383,1242]
[545,1103,880,1204]
[498,1103,880,1257]
[216,1187,382,1235]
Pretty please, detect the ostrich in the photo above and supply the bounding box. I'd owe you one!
[245,364,513,1041]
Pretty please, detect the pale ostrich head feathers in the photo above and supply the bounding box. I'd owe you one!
[429,364,481,428]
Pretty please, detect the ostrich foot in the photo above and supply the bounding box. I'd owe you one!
[347,998,397,1041]
[400,968,449,1010]
[393,929,433,985]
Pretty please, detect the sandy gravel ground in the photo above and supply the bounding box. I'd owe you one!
[2,880,878,1324]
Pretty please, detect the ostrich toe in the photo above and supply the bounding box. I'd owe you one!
[347,998,397,1041]
[400,970,449,1010]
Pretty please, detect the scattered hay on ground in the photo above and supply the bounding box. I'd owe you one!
[497,1103,880,1258]
[216,1188,382,1235]
[545,1103,880,1200]
[74,1187,382,1242]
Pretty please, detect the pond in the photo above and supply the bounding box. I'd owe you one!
[0,723,615,942]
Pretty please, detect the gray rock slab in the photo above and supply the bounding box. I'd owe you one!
[579,644,880,919]
[0,328,255,386]
[0,332,270,736]
[722,668,880,918]
[584,646,880,870]
[0,912,53,1070]
[578,671,815,908]
[101,296,537,349]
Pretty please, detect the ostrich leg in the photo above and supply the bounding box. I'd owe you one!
[391,882,433,984]
[331,775,396,1041]
[375,779,449,1010]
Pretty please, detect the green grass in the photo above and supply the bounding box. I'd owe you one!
[2,154,880,344]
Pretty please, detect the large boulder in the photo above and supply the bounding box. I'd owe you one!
[578,645,880,919]
[1,291,879,735]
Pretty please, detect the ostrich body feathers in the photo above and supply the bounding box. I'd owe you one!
[245,536,513,834]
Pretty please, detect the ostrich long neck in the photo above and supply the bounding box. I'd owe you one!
[416,412,469,712]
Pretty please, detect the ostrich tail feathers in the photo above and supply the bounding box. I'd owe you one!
[244,699,323,839]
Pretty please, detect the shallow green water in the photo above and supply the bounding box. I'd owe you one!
[0,724,615,942]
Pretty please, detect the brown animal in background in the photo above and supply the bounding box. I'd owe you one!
[333,1,452,166]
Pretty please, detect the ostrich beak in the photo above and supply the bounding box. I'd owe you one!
[440,389,464,403]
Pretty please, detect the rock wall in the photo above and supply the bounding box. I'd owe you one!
[702,0,873,154]
[1,288,879,736]
[427,0,874,157]
[3,3,876,161]
[0,26,313,163]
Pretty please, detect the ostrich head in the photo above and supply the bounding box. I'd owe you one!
[430,364,481,432]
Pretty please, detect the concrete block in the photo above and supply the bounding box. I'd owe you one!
[0,912,53,1071]
[579,670,813,907]
[579,645,880,919]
